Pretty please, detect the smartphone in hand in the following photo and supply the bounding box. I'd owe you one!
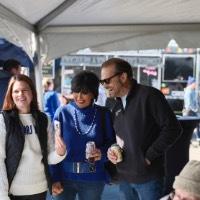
[54,120,61,136]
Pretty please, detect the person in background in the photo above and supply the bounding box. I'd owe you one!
[161,160,200,200]
[0,74,66,200]
[100,58,182,200]
[50,71,115,200]
[0,59,21,109]
[3,59,21,75]
[43,78,60,121]
[182,76,198,116]
[96,84,107,106]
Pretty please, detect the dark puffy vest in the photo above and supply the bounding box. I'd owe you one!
[2,110,52,191]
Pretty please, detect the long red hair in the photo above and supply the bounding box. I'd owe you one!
[3,74,39,111]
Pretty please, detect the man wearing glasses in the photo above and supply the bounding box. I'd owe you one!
[100,58,182,200]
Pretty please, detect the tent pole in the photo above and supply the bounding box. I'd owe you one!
[196,48,200,104]
[34,34,44,110]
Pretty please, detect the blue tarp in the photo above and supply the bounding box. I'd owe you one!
[0,38,33,68]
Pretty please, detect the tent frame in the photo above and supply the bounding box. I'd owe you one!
[1,1,200,107]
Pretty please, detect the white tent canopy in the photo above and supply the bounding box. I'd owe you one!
[1,0,200,61]
[1,0,200,107]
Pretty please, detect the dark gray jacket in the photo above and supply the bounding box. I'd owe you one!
[111,79,182,183]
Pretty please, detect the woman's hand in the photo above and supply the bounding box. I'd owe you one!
[93,148,102,161]
[88,148,102,161]
[52,182,63,196]
[55,133,66,156]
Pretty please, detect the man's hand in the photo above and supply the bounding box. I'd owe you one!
[107,148,118,164]
[52,182,63,196]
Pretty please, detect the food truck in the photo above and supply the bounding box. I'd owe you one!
[60,49,198,114]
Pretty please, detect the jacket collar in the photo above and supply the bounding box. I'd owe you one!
[114,79,138,111]
[126,79,138,100]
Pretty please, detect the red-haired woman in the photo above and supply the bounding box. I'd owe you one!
[0,74,66,200]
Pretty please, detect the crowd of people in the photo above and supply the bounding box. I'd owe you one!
[0,58,199,200]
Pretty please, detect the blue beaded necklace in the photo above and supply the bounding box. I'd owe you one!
[73,107,97,135]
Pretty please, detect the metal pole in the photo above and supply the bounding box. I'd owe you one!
[196,48,200,94]
[196,48,200,114]
[157,65,162,90]
[34,34,44,110]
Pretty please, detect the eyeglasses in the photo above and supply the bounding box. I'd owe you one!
[100,72,122,85]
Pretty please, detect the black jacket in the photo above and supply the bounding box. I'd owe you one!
[2,110,52,191]
[111,80,182,183]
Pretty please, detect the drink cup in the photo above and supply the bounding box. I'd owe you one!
[54,120,61,135]
[86,141,96,163]
[110,143,123,163]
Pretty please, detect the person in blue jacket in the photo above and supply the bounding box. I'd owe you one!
[182,76,198,116]
[50,71,115,200]
[43,78,60,121]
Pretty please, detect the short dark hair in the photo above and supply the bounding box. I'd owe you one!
[3,74,39,111]
[71,71,99,100]
[102,58,133,79]
[3,59,21,72]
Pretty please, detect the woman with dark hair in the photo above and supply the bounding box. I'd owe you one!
[0,74,66,200]
[50,71,115,200]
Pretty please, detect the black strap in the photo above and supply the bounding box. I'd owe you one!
[1,111,10,157]
[1,111,8,133]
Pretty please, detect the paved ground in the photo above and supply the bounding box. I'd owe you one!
[47,144,200,200]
